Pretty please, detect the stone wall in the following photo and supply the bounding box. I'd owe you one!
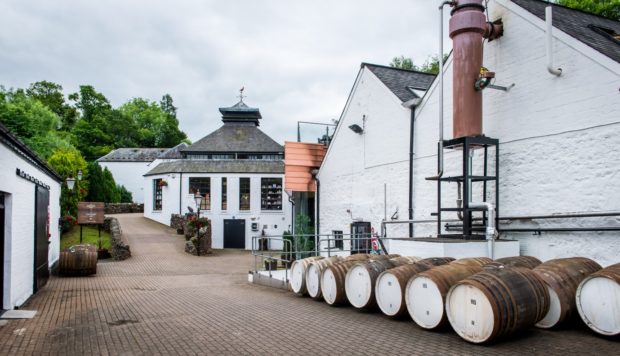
[104,203,144,214]
[104,217,131,260]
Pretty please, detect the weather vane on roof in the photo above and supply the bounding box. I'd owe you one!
[238,86,245,102]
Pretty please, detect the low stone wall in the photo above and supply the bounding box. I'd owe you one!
[104,217,131,261]
[105,203,144,214]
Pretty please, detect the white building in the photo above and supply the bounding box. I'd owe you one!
[97,144,187,204]
[1,123,62,309]
[143,99,291,250]
[318,0,620,266]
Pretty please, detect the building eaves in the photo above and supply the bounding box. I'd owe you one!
[0,123,62,182]
[362,63,437,102]
[144,160,285,176]
[181,124,283,154]
[512,0,620,63]
[157,143,188,159]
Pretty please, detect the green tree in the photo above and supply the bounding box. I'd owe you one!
[26,81,78,130]
[120,97,188,147]
[69,85,112,122]
[47,148,88,216]
[102,167,121,203]
[117,184,133,203]
[389,54,450,74]
[85,162,106,202]
[557,0,620,20]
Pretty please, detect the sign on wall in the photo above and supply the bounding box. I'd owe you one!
[77,202,105,225]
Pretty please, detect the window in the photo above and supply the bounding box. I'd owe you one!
[239,178,251,210]
[332,230,343,249]
[221,178,227,210]
[189,177,211,210]
[153,179,163,211]
[261,178,282,210]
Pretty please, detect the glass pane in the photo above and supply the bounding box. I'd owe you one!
[261,178,282,210]
[221,177,227,210]
[239,178,250,210]
[189,177,211,210]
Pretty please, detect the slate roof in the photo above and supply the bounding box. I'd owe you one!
[512,0,620,63]
[362,63,437,102]
[158,143,188,159]
[144,160,284,176]
[0,122,62,182]
[97,148,169,162]
[182,124,283,154]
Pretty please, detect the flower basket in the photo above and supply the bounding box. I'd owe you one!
[158,180,168,187]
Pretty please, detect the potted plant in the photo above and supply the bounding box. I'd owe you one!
[158,180,168,187]
[264,258,278,271]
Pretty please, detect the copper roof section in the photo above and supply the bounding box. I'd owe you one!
[284,142,327,192]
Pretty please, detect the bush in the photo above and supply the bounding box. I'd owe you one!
[60,215,77,233]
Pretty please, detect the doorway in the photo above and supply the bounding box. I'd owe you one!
[223,219,245,249]
[33,186,49,293]
[0,193,5,308]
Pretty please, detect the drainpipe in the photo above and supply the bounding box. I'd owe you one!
[546,6,562,76]
[178,172,183,215]
[469,201,496,258]
[311,169,320,253]
[285,190,295,233]
[402,97,422,237]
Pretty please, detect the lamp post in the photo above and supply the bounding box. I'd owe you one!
[194,191,203,256]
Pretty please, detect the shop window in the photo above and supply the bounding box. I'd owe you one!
[189,177,211,210]
[153,179,163,211]
[261,178,282,210]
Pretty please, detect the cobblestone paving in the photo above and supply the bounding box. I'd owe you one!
[0,214,616,355]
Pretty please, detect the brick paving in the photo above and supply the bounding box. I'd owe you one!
[0,213,616,355]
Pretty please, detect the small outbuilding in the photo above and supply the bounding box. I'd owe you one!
[0,123,62,309]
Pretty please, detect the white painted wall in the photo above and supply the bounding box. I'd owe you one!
[98,161,155,204]
[318,0,620,266]
[143,172,291,250]
[0,145,61,309]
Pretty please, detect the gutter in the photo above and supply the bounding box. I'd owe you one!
[402,98,422,237]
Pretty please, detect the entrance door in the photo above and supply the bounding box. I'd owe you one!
[351,221,371,254]
[224,219,245,249]
[34,186,49,292]
[1,193,5,308]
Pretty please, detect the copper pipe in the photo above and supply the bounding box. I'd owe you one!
[449,0,503,139]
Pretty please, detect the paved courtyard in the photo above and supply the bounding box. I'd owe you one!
[0,214,616,355]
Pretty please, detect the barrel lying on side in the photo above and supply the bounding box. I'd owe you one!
[345,259,404,309]
[576,262,620,336]
[495,256,542,269]
[446,266,549,343]
[322,261,360,306]
[451,257,493,267]
[59,244,98,276]
[407,263,483,330]
[375,257,451,318]
[290,256,324,295]
[533,257,602,329]
[305,256,344,300]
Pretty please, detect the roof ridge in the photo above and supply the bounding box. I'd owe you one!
[515,0,620,23]
[361,62,438,76]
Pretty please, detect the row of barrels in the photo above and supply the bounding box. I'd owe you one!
[289,254,619,343]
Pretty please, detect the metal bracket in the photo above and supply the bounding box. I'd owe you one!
[486,83,515,92]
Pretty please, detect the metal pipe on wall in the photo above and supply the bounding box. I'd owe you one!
[546,6,562,76]
[469,201,496,258]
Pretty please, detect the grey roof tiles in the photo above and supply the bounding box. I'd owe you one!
[362,63,436,102]
[144,160,284,176]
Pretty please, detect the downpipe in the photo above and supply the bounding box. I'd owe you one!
[469,201,497,258]
[436,1,453,178]
[546,6,562,76]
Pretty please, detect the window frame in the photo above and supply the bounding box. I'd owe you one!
[261,177,283,211]
[221,177,227,211]
[189,177,211,210]
[239,177,251,211]
[153,179,163,211]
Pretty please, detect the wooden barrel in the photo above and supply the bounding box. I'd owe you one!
[533,257,602,329]
[446,266,549,343]
[576,262,620,336]
[59,244,98,276]
[305,256,344,300]
[344,254,371,262]
[389,256,421,265]
[420,257,456,267]
[375,259,448,318]
[406,263,483,330]
[345,259,411,309]
[321,261,359,306]
[290,256,324,295]
[495,256,542,269]
[452,257,493,267]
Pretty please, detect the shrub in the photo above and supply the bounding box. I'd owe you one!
[60,215,77,233]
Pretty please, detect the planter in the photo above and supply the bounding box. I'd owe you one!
[97,248,111,260]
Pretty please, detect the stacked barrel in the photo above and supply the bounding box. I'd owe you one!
[286,254,618,343]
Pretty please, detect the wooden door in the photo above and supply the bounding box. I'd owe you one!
[33,186,49,292]
[224,219,245,249]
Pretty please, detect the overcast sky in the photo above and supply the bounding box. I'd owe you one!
[0,0,446,144]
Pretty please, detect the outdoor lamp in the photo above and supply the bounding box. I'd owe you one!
[66,176,76,190]
[194,191,203,210]
[77,170,83,180]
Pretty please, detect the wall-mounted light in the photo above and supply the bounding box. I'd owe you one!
[77,170,83,180]
[348,124,363,134]
[66,176,76,190]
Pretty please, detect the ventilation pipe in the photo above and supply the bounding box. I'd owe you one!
[449,0,503,138]
[546,6,562,76]
[469,201,496,258]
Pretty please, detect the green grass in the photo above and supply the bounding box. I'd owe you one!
[61,225,112,251]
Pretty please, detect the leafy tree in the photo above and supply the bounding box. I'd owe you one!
[120,97,188,147]
[389,54,450,74]
[557,0,620,20]
[47,148,88,216]
[160,94,177,117]
[26,81,78,130]
[85,162,106,202]
[102,167,121,203]
[117,184,133,203]
[69,85,112,122]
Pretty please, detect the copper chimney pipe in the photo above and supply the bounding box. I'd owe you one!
[449,0,502,139]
